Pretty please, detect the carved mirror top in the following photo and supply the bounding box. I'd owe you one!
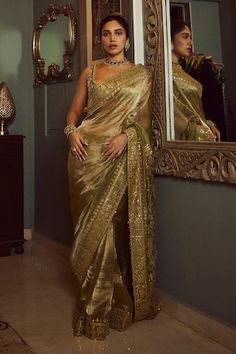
[33,3,77,85]
[144,0,236,184]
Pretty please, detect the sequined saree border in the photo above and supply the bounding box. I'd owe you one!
[126,124,156,321]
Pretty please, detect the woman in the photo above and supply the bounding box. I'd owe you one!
[64,15,158,340]
[171,19,220,141]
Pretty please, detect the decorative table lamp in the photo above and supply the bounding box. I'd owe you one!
[0,82,16,136]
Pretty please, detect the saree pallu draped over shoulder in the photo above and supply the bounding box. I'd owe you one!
[67,64,159,340]
[173,64,216,141]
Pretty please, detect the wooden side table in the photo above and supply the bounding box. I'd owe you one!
[0,135,24,256]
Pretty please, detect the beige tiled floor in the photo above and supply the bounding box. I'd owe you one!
[0,240,235,354]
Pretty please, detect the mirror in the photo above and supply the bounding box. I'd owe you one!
[33,3,77,85]
[144,0,236,184]
[167,0,236,142]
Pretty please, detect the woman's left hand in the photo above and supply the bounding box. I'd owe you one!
[102,133,128,161]
[211,125,221,141]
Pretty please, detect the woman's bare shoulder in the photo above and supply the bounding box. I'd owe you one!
[80,66,92,79]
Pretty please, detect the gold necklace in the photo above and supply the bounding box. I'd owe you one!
[103,57,130,67]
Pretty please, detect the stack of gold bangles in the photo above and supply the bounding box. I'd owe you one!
[64,124,78,138]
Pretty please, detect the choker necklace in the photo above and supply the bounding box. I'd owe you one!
[104,57,130,67]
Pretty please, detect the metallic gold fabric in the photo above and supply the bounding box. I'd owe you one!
[173,63,216,141]
[67,64,158,340]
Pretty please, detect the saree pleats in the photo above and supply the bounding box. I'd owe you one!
[69,152,127,286]
[68,64,158,340]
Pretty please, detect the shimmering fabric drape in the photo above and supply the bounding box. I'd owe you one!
[67,64,158,340]
[173,63,216,141]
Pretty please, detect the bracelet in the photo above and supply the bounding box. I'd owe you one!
[64,124,78,138]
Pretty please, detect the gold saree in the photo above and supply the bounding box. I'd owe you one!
[67,64,158,340]
[173,63,216,141]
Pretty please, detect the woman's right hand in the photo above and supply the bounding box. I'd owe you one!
[210,125,221,141]
[68,132,88,161]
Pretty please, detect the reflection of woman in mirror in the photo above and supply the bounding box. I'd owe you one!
[171,19,221,141]
[64,15,158,340]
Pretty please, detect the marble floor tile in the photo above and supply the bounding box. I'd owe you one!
[0,240,235,354]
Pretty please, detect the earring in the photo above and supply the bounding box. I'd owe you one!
[125,40,130,52]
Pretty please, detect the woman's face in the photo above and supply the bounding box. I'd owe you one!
[101,20,127,57]
[172,26,192,59]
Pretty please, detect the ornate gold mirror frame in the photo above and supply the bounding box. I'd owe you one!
[33,3,77,85]
[144,0,236,184]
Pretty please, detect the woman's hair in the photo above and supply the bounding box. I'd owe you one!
[171,19,191,40]
[100,14,129,38]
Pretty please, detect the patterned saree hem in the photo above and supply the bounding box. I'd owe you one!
[73,306,132,340]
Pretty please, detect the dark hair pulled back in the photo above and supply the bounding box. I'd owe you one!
[171,19,190,40]
[100,14,129,38]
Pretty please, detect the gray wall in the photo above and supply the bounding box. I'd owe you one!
[156,176,236,327]
[0,0,34,228]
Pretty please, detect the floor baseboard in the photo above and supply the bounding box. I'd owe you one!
[157,290,236,353]
[24,228,33,241]
[33,232,70,259]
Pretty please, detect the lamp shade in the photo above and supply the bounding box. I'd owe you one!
[0,82,16,135]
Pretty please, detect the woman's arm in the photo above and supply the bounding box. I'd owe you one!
[65,67,91,161]
[66,66,90,125]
